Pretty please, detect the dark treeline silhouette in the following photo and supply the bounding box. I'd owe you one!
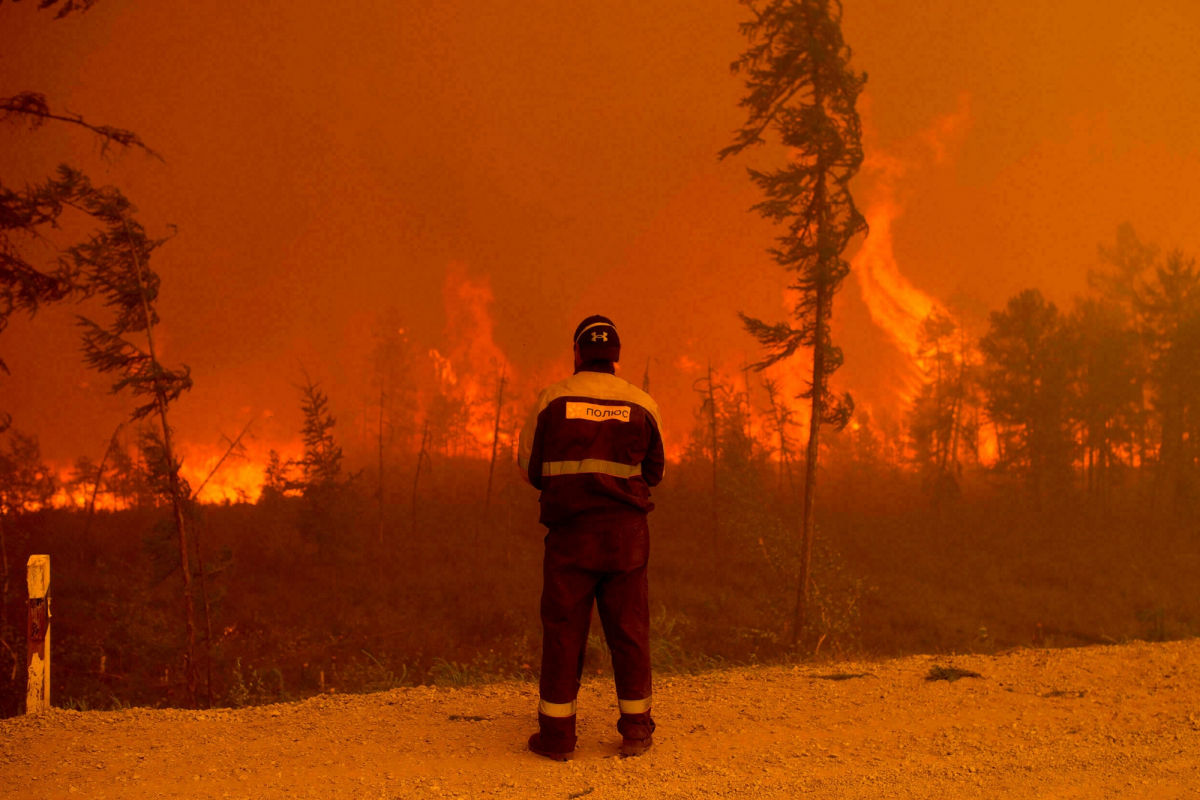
[3,343,1197,717]
[3,224,1200,716]
[905,225,1200,514]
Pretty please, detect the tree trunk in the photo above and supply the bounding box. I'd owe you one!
[124,218,196,707]
[707,362,719,536]
[377,386,386,553]
[0,512,8,644]
[741,360,754,440]
[793,35,829,648]
[794,281,826,649]
[192,521,214,708]
[158,407,195,706]
[83,423,122,537]
[411,419,430,535]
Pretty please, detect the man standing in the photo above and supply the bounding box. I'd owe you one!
[518,315,665,760]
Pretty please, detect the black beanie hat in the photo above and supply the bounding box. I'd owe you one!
[573,314,620,362]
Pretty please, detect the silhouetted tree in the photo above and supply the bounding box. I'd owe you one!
[295,375,360,570]
[68,175,198,704]
[1090,224,1157,473]
[720,0,867,645]
[1137,251,1200,510]
[907,311,973,502]
[368,308,414,549]
[2,87,156,393]
[1066,298,1141,504]
[67,455,100,508]
[692,363,723,529]
[843,408,885,469]
[2,3,158,433]
[0,428,56,507]
[259,449,296,505]
[686,367,762,562]
[1091,224,1158,314]
[761,377,798,493]
[426,389,471,457]
[0,167,83,381]
[411,418,432,533]
[979,289,1077,503]
[298,376,343,492]
[106,443,150,509]
[484,367,508,513]
[687,370,756,470]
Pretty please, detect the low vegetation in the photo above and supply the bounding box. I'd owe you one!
[1,451,1196,717]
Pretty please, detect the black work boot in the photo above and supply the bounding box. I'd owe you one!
[528,712,576,761]
[617,711,655,757]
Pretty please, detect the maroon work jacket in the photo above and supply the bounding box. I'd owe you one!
[518,368,665,526]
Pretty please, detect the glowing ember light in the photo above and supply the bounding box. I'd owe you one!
[977,425,1000,467]
[45,438,305,509]
[180,441,302,505]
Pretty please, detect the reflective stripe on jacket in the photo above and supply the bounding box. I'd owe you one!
[518,369,664,526]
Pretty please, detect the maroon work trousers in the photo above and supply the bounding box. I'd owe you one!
[539,511,652,708]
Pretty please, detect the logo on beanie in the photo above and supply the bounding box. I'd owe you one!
[591,330,609,343]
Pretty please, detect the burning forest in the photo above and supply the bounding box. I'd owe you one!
[2,0,1199,718]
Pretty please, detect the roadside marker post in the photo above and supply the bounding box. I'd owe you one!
[26,554,50,715]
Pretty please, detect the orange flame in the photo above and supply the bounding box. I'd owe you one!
[422,263,516,457]
[852,197,942,362]
[853,96,971,393]
[180,440,303,505]
[46,436,304,509]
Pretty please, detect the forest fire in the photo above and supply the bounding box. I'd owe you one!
[4,6,1200,779]
[422,264,517,460]
[180,442,296,505]
[43,439,302,510]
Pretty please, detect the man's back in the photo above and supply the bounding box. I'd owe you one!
[519,369,664,526]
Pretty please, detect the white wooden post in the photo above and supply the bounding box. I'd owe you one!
[26,554,50,715]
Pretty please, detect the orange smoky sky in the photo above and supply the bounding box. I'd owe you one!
[3,0,1199,471]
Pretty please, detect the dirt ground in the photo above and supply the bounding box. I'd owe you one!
[2,639,1198,799]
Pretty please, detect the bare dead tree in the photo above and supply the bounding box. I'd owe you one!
[484,367,507,513]
[81,421,123,537]
[693,363,721,535]
[762,378,797,494]
[187,419,252,707]
[411,419,432,534]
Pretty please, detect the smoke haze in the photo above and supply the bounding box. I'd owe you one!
[3,0,1199,475]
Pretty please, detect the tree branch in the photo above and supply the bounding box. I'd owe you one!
[1,93,161,160]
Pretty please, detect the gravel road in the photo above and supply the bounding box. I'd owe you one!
[2,640,1198,799]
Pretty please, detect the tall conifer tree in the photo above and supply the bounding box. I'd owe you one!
[721,0,867,646]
